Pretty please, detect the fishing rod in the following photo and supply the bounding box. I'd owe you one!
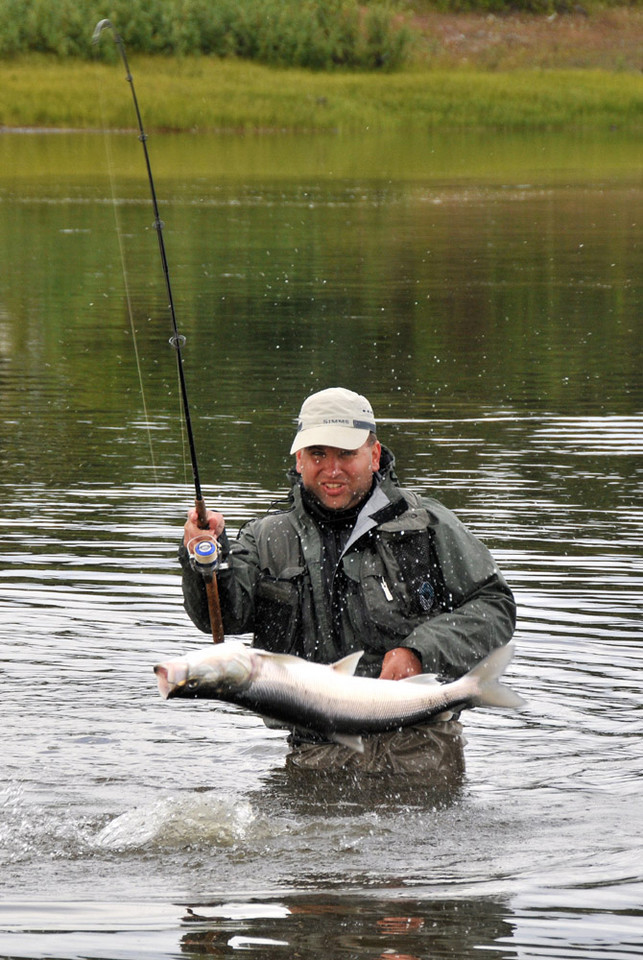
[93,18,224,643]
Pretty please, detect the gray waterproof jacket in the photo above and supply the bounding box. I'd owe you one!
[180,448,516,679]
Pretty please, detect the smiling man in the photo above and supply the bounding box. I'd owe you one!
[180,387,516,694]
[296,440,380,512]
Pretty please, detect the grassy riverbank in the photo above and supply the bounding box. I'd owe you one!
[0,11,642,132]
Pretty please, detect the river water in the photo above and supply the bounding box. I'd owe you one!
[1,127,642,959]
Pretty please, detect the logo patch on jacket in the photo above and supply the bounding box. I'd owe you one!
[418,581,435,612]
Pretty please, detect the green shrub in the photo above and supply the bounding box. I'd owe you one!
[0,0,413,70]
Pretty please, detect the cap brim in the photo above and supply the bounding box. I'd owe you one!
[290,425,371,455]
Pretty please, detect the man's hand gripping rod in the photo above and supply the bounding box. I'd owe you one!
[93,19,224,643]
[189,533,225,645]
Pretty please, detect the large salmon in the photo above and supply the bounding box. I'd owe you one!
[154,641,524,752]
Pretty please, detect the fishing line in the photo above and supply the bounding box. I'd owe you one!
[93,105,159,485]
[93,20,224,644]
[92,19,204,508]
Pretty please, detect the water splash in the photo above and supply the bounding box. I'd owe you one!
[94,794,261,851]
[0,784,93,866]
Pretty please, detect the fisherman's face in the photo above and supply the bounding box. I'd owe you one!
[296,440,381,511]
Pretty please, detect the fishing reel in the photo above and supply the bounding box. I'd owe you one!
[188,537,223,580]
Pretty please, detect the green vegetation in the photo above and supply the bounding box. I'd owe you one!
[0,55,641,132]
[0,0,641,132]
[0,0,412,70]
[1,0,642,71]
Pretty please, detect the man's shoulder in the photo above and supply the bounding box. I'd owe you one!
[382,483,459,526]
[239,498,307,542]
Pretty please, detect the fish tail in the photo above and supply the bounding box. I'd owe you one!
[467,642,526,710]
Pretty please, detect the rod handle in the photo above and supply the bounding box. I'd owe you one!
[205,577,225,645]
[195,497,209,530]
[194,497,225,644]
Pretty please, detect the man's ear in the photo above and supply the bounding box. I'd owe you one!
[295,450,303,474]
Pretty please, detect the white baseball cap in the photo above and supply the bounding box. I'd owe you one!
[290,387,376,455]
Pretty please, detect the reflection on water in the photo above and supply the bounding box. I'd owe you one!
[179,894,516,959]
[0,130,642,959]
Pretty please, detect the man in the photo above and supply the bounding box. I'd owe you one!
[180,387,516,692]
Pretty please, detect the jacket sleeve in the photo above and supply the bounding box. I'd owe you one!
[179,523,262,636]
[400,501,516,678]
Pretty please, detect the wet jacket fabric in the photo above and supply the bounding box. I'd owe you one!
[179,447,516,680]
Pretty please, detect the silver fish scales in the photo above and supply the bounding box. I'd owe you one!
[154,641,525,753]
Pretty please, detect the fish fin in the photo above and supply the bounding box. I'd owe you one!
[401,672,441,685]
[432,710,454,722]
[330,651,364,676]
[260,715,290,730]
[332,733,365,753]
[467,642,527,710]
[254,648,363,677]
[254,650,304,666]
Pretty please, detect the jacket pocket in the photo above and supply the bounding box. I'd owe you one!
[254,566,304,654]
[379,527,441,616]
[343,550,416,641]
[360,518,449,632]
